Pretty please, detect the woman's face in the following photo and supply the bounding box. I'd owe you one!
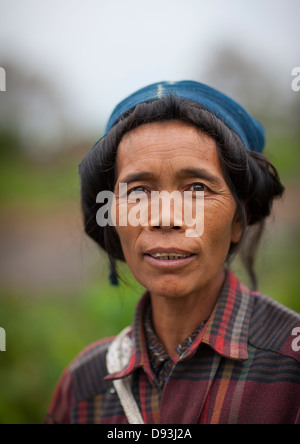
[114,121,243,300]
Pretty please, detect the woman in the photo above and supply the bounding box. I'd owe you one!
[45,81,300,424]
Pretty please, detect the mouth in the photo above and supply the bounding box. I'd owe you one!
[147,252,192,260]
[144,249,196,268]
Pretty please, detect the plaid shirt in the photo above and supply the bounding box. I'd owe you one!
[45,271,300,424]
[144,305,206,388]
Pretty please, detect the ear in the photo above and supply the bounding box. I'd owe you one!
[231,210,245,244]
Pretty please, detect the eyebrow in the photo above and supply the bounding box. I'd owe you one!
[119,168,223,187]
[177,168,223,187]
[119,171,156,185]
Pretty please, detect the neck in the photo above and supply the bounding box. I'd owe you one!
[150,269,226,360]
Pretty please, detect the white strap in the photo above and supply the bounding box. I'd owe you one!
[106,326,145,425]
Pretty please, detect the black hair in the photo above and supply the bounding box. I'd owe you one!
[79,95,284,290]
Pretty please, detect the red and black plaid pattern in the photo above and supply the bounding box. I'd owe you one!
[144,305,205,388]
[45,271,300,424]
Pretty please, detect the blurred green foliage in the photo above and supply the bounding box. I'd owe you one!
[0,129,299,424]
[0,274,144,424]
[265,133,300,181]
[0,152,79,207]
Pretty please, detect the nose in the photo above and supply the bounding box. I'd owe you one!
[147,192,185,232]
[151,224,182,232]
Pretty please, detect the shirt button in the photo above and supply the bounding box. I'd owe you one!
[110,388,116,394]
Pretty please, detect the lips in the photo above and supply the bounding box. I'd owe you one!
[144,248,196,267]
[148,252,192,260]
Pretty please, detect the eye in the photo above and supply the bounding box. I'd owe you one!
[127,186,149,196]
[190,183,208,192]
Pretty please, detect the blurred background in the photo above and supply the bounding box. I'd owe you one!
[0,0,299,424]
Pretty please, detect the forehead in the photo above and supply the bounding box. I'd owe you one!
[116,121,221,178]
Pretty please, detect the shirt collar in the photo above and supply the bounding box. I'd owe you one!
[188,270,253,361]
[105,270,254,381]
[105,292,153,382]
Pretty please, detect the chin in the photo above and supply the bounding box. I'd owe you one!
[146,275,194,299]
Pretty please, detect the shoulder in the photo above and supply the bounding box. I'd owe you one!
[45,336,116,423]
[70,336,114,372]
[68,336,115,402]
[249,291,300,363]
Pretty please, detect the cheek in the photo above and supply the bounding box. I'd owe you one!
[115,225,140,267]
[203,198,237,245]
[116,225,150,286]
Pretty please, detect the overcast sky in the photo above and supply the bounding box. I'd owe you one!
[0,0,299,137]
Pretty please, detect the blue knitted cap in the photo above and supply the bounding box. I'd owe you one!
[105,80,265,153]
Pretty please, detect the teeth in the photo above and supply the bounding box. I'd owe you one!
[150,253,191,260]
